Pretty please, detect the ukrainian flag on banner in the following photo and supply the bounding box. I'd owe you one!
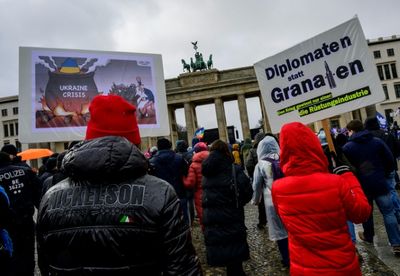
[60,58,80,74]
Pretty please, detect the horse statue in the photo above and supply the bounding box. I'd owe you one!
[207,54,213,70]
[181,59,191,73]
[190,57,196,72]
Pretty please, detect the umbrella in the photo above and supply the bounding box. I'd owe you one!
[17,148,54,161]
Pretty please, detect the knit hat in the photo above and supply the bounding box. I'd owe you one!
[1,144,17,156]
[194,142,208,153]
[85,95,141,145]
[157,138,172,150]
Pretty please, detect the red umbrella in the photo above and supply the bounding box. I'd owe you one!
[17,148,54,161]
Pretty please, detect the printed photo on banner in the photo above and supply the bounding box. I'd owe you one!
[19,48,170,143]
[254,16,385,133]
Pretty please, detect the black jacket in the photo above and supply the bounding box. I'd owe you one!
[149,149,188,198]
[37,136,201,275]
[201,151,252,266]
[0,162,41,226]
[343,130,395,197]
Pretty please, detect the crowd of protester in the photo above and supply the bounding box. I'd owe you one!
[1,94,400,275]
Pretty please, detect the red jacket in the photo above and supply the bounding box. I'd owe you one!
[183,150,209,228]
[271,122,371,276]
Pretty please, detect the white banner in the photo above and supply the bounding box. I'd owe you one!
[254,17,384,133]
[19,47,169,143]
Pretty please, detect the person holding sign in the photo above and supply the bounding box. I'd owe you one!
[272,122,371,275]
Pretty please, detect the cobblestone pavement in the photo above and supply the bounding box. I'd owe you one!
[34,204,397,275]
[191,204,398,276]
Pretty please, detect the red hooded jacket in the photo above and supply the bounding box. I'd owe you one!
[183,150,209,228]
[271,122,371,276]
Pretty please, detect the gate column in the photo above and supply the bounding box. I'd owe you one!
[184,102,197,143]
[237,94,250,140]
[214,97,228,142]
[168,106,179,146]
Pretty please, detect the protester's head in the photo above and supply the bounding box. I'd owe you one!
[85,94,141,145]
[244,138,252,145]
[253,132,266,147]
[194,142,208,153]
[279,122,328,176]
[210,139,233,161]
[1,144,18,159]
[157,138,172,150]
[317,129,328,147]
[257,135,280,160]
[45,157,57,172]
[364,116,380,131]
[346,119,364,134]
[0,152,11,166]
[175,140,188,153]
[149,146,158,156]
[265,133,279,144]
[191,137,200,147]
[232,144,239,151]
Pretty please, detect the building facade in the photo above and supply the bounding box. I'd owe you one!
[0,95,21,150]
[368,35,400,125]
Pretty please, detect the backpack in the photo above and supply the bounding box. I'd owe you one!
[263,157,284,180]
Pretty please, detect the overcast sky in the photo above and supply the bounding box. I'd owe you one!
[1,0,399,139]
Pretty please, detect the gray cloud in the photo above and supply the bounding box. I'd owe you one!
[1,0,399,98]
[2,0,399,140]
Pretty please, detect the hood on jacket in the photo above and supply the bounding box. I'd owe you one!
[279,122,328,176]
[175,140,188,153]
[364,116,380,131]
[153,149,177,164]
[62,136,148,182]
[257,136,280,160]
[349,130,373,144]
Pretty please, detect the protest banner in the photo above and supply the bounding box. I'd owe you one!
[254,17,385,134]
[19,47,169,143]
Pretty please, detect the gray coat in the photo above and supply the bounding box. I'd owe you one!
[252,136,287,241]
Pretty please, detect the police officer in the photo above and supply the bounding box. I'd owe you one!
[0,152,41,275]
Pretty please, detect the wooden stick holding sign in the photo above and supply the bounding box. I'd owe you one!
[321,118,337,167]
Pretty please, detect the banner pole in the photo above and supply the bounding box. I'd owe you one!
[321,119,336,154]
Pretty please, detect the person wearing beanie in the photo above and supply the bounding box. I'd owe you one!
[0,151,42,275]
[149,137,191,224]
[37,95,201,275]
[343,119,400,255]
[1,144,17,157]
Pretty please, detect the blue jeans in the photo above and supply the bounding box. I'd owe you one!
[347,221,356,244]
[386,171,400,222]
[363,192,400,246]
